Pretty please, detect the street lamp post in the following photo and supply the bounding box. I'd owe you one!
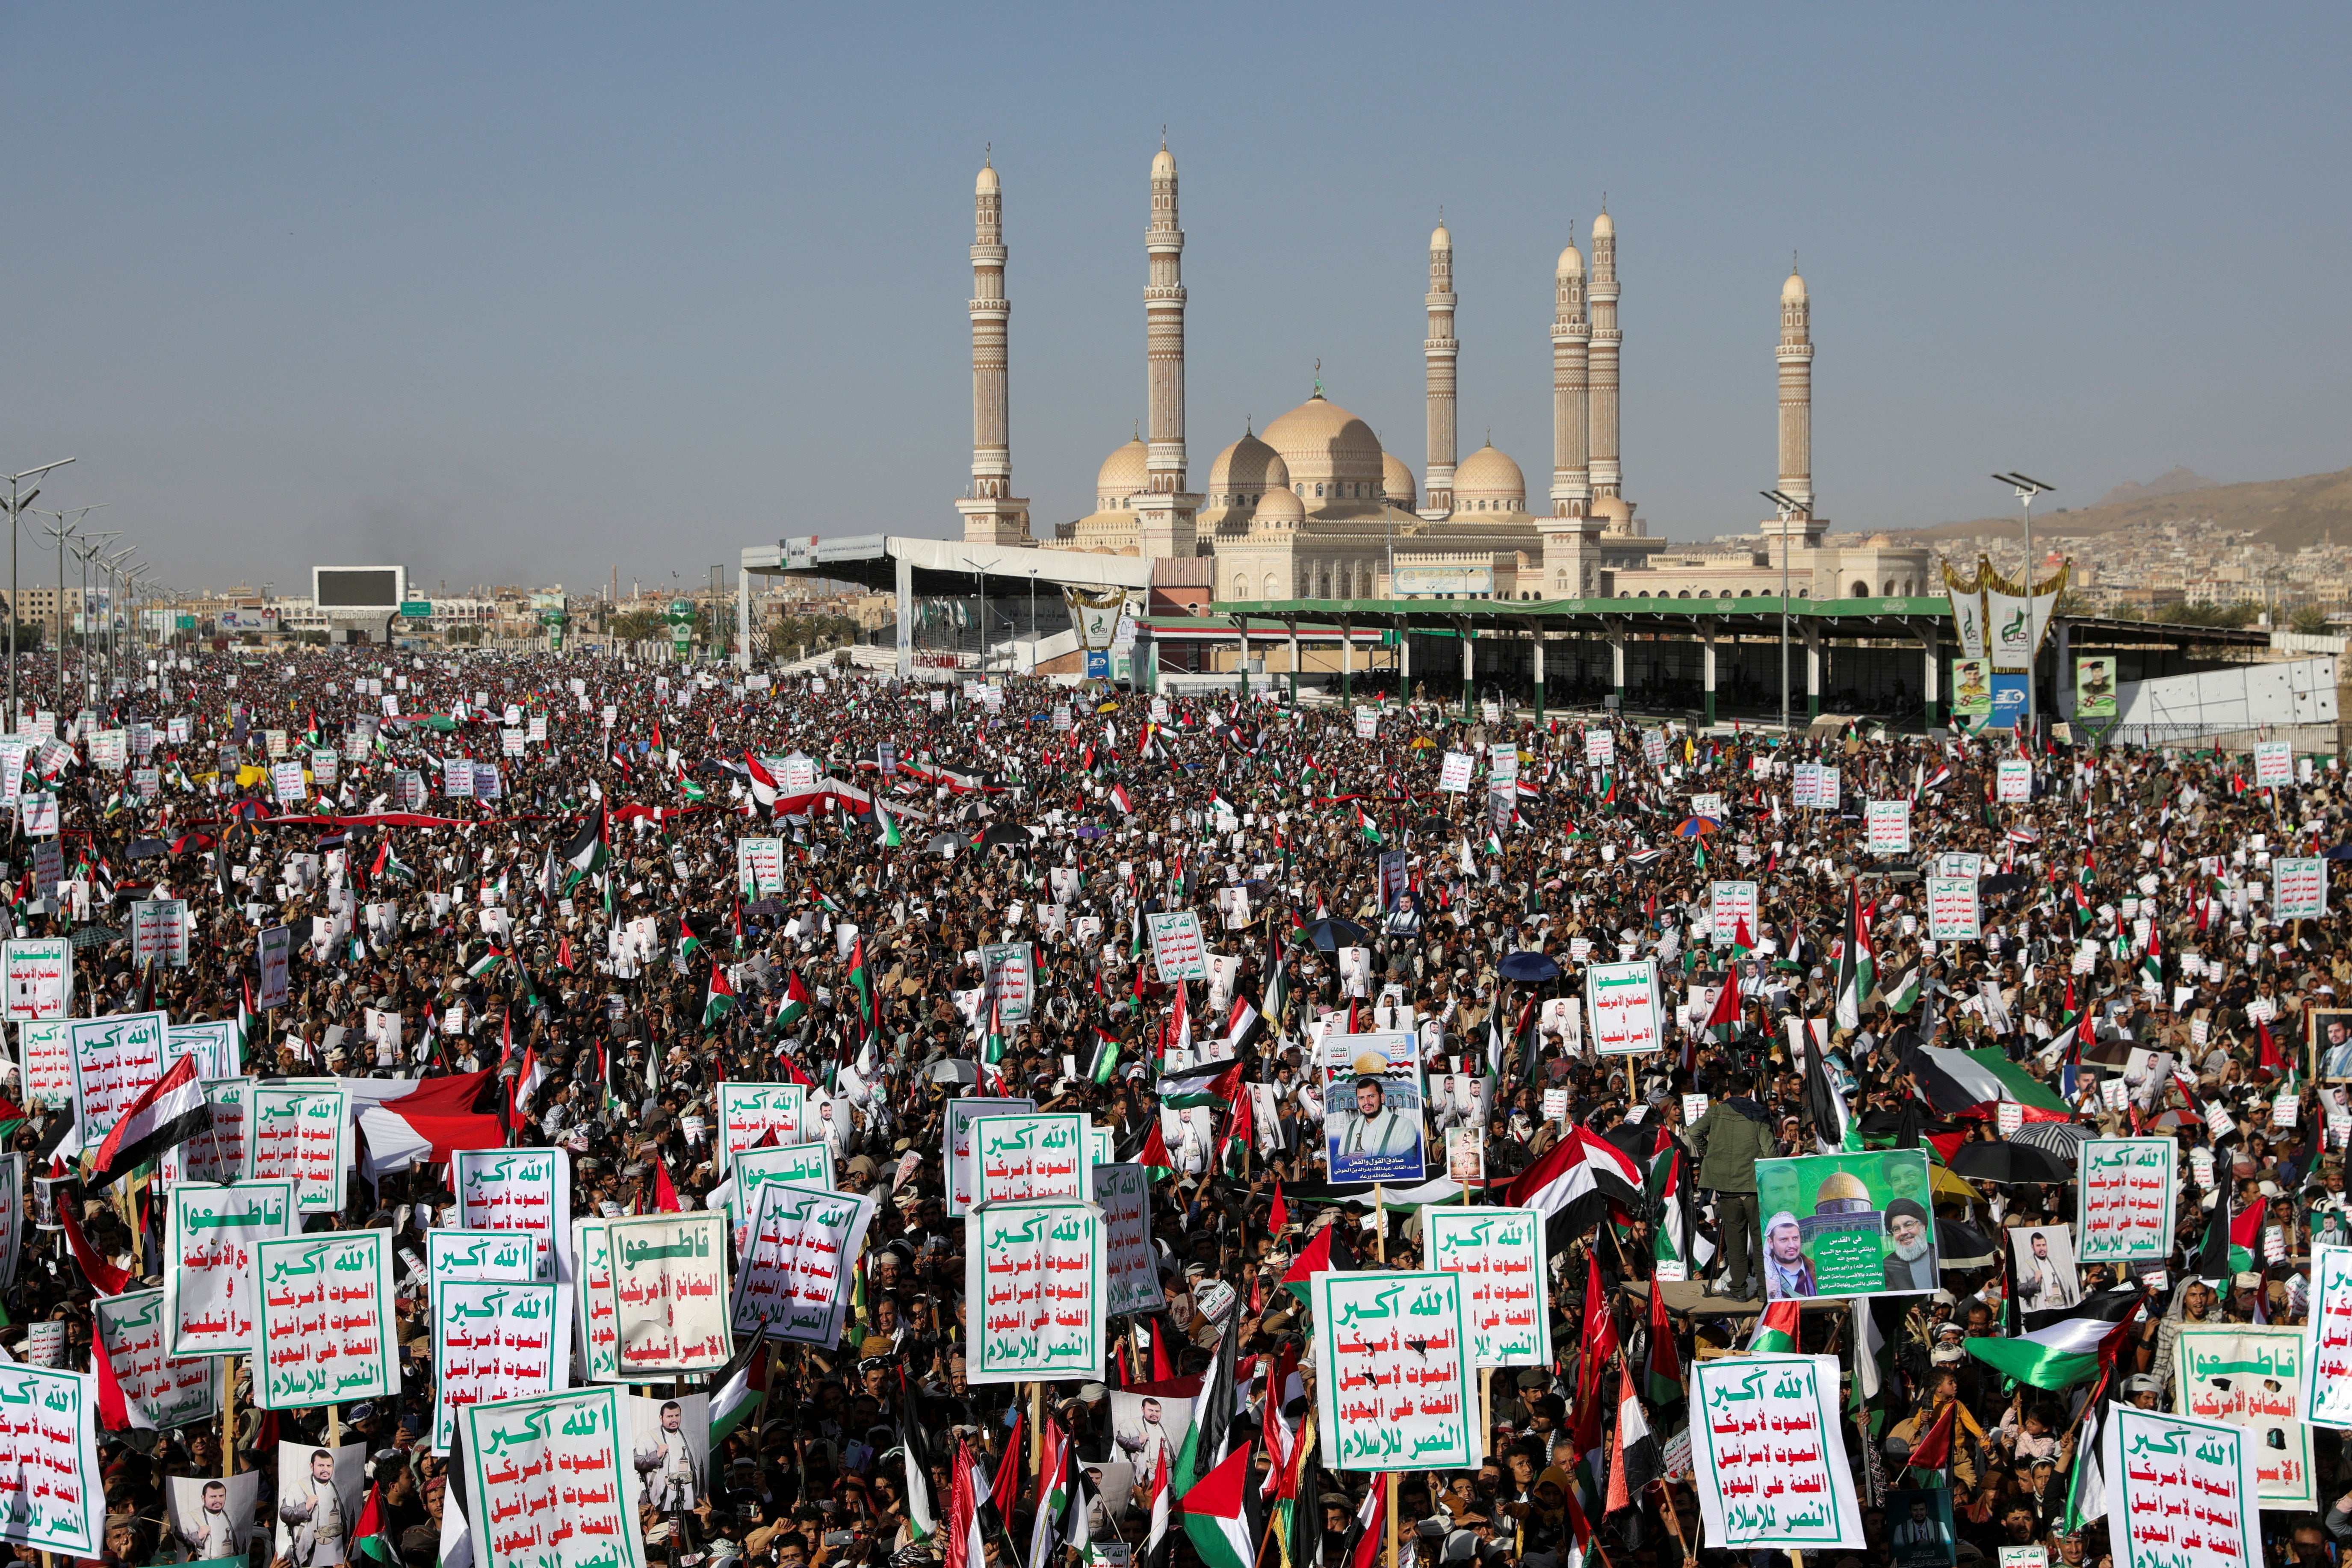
[38,511,115,703]
[1993,473,2056,732]
[2,458,74,729]
[68,537,111,706]
[106,551,142,699]
[1763,489,1802,732]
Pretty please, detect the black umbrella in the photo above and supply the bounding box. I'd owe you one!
[1498,951,1561,983]
[1946,1140,2074,1186]
[1935,1216,1998,1272]
[978,823,1031,847]
[2326,844,2352,862]
[1414,815,1452,836]
[1300,916,1371,952]
[925,833,963,857]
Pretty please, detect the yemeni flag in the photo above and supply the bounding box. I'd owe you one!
[87,1054,208,1188]
[1964,1288,2145,1389]
[1832,881,1875,1029]
[745,752,781,814]
[561,806,609,888]
[703,967,737,1028]
[1647,1147,1698,1293]
[1178,1441,1256,1568]
[777,972,812,1034]
[1496,1125,1644,1248]
[1110,783,1132,814]
[1353,804,1383,845]
[348,1483,399,1568]
[1748,1299,1802,1353]
[1348,1476,1387,1568]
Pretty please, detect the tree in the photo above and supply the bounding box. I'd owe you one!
[610,609,663,643]
[2290,604,2335,636]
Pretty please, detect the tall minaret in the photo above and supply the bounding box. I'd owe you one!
[1133,140,1200,559]
[955,154,1031,543]
[1587,206,1621,501]
[1550,229,1590,517]
[1777,263,1813,514]
[1421,221,1458,519]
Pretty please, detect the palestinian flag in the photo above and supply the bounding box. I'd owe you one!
[87,1054,209,1188]
[1178,1442,1255,1568]
[1601,1362,1660,1514]
[1135,1120,1175,1183]
[92,1311,157,1430]
[1832,881,1874,1029]
[1353,805,1383,845]
[1483,826,1504,857]
[2141,919,2163,988]
[1799,1020,1854,1154]
[1496,1125,1644,1247]
[2196,1188,2264,1285]
[1647,1147,1696,1281]
[703,968,737,1028]
[1028,1419,1075,1568]
[467,945,506,980]
[1883,965,1921,1015]
[562,806,609,884]
[876,797,903,848]
[1748,1299,1802,1353]
[1276,1221,1353,1303]
[1172,1313,1240,1497]
[679,916,703,966]
[349,1483,398,1568]
[1210,788,1238,818]
[1964,1288,2145,1389]
[1086,1026,1122,1085]
[777,972,811,1034]
[845,936,875,1037]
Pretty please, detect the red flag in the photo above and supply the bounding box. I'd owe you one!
[1268,1179,1288,1237]
[652,1160,682,1214]
[1905,1401,1958,1472]
[1349,1474,1388,1568]
[943,1441,984,1568]
[1702,973,1741,1034]
[991,1412,1026,1516]
[1580,1252,1619,1367]
[92,1325,151,1431]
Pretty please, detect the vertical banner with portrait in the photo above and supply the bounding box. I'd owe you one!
[274,1441,366,1568]
[1103,1388,1190,1480]
[2073,656,2118,723]
[2313,1011,2352,1081]
[2006,1226,2081,1316]
[169,1472,260,1562]
[1751,1150,1939,1301]
[627,1391,712,1514]
[1885,1488,1958,1568]
[1318,1031,1425,1184]
[1950,659,1992,725]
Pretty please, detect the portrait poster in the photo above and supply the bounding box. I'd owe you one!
[431,1281,564,1455]
[2315,1011,2352,1081]
[67,1009,167,1143]
[943,1096,1036,1217]
[1444,1126,1486,1186]
[453,1147,569,1282]
[1689,1353,1865,1553]
[0,1365,101,1556]
[2098,1406,2258,1568]
[1311,1270,1477,1471]
[964,1199,1104,1385]
[625,1391,712,1515]
[2074,656,2118,721]
[1751,1149,1939,1300]
[1423,1206,1551,1367]
[461,1389,643,1568]
[1886,1488,1958,1567]
[2077,1138,2177,1263]
[1103,1389,1189,1479]
[257,924,291,1010]
[167,1472,260,1562]
[981,941,1036,1024]
[2008,1225,2081,1314]
[249,1084,349,1214]
[968,1111,1092,1205]
[93,1288,219,1430]
[717,1084,808,1176]
[1318,1030,1425,1184]
[731,1182,876,1347]
[253,1232,399,1410]
[1586,959,1664,1056]
[573,1218,621,1384]
[606,1211,730,1374]
[2172,1325,2315,1509]
[1093,1163,1166,1318]
[1950,660,1992,722]
[165,1180,296,1356]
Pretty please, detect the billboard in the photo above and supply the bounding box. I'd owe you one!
[312,567,405,609]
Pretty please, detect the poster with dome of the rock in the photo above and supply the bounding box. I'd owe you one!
[1752,1150,1939,1301]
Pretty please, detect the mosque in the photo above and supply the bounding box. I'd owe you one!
[953,146,1933,607]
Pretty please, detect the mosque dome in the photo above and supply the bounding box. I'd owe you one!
[1207,431,1289,505]
[1591,210,1614,239]
[1812,1171,1873,1215]
[1557,243,1585,277]
[1381,452,1417,511]
[1450,442,1526,513]
[1152,147,1176,178]
[1783,269,1807,303]
[1262,393,1385,496]
[976,162,999,195]
[1095,439,1146,508]
[1253,485,1305,528]
[1430,222,1452,251]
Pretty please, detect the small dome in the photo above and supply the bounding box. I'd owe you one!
[1557,243,1585,277]
[1591,210,1614,239]
[1381,452,1417,510]
[1262,393,1385,492]
[1208,432,1289,499]
[1430,222,1452,251]
[1783,269,1807,303]
[1096,438,1147,502]
[1152,146,1176,179]
[1813,1171,1872,1208]
[1254,486,1305,526]
[1451,442,1526,510]
[976,162,999,195]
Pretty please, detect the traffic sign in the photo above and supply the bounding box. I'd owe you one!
[400,601,432,618]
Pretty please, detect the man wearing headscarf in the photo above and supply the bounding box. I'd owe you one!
[1882,1198,1937,1291]
[1764,1211,1816,1299]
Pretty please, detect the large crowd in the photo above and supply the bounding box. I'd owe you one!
[37,643,2352,1568]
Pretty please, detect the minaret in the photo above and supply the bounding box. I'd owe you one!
[1550,230,1590,517]
[1587,206,1621,501]
[1777,263,1813,514]
[955,154,1031,544]
[1133,139,1201,559]
[1421,220,1458,519]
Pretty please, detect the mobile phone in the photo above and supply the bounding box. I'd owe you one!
[824,1533,853,1548]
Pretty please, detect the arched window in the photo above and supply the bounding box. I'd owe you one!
[1850,582,1869,597]
[1740,589,1753,597]
[1797,588,1810,598]
[1883,579,1896,596]
[1315,484,1324,498]
[1902,578,1915,595]
[1264,573,1278,600]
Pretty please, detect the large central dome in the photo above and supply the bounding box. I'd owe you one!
[1261,392,1385,497]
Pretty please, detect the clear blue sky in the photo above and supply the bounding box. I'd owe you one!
[3,4,2346,597]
